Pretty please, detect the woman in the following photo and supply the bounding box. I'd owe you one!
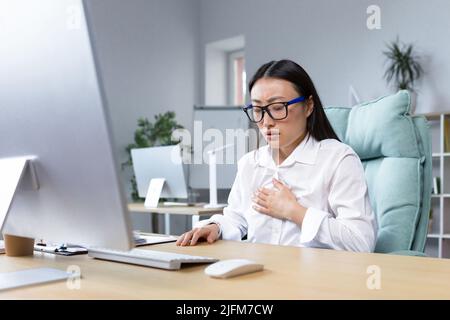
[176,59,377,252]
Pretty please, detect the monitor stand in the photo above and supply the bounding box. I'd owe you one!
[0,156,39,256]
[144,178,165,208]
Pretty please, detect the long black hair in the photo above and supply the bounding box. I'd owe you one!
[249,59,340,142]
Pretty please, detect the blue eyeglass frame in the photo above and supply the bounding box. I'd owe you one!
[242,96,306,123]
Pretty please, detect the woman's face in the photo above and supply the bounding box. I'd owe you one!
[250,77,313,150]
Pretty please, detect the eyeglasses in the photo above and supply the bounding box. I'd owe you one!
[242,96,306,123]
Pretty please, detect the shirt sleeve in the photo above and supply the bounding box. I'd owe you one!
[299,152,377,252]
[194,158,248,241]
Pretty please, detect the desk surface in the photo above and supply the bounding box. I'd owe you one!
[128,202,223,216]
[1,240,450,299]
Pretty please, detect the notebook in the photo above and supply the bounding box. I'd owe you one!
[34,243,88,256]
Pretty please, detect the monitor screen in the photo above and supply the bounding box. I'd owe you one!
[131,145,188,199]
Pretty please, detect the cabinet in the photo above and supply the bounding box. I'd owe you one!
[422,112,450,258]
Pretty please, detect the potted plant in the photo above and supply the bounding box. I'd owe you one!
[122,111,184,201]
[383,37,423,113]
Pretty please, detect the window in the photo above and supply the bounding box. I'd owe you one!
[228,50,246,106]
[205,35,245,106]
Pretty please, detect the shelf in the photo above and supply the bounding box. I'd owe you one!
[427,234,450,239]
[424,112,450,258]
[432,153,450,157]
[431,194,450,198]
[419,111,450,118]
[433,153,450,157]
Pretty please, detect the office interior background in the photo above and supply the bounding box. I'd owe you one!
[85,0,450,257]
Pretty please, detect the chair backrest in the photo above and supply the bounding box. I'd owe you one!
[324,90,432,253]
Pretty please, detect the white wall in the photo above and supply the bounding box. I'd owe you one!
[199,0,450,114]
[87,0,200,191]
[87,0,200,233]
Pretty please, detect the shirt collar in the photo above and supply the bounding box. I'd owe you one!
[255,134,320,168]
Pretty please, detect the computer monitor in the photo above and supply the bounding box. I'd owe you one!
[0,0,133,250]
[131,145,188,200]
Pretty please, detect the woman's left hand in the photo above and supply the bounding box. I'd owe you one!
[252,178,307,225]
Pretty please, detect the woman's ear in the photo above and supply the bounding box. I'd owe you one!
[306,95,314,117]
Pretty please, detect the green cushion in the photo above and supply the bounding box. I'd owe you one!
[410,116,432,252]
[326,91,421,159]
[324,90,431,254]
[388,250,427,257]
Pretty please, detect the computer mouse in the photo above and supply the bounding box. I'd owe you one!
[204,259,264,278]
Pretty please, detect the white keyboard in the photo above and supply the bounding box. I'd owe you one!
[88,247,218,270]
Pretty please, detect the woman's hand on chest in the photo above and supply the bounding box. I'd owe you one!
[251,177,307,225]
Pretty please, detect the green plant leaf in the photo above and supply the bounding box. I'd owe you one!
[383,38,423,92]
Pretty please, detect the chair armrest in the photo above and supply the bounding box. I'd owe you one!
[388,250,427,257]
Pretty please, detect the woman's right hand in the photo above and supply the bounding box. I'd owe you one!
[176,223,220,246]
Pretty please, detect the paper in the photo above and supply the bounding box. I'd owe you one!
[134,233,178,247]
[144,178,166,208]
[0,240,4,254]
[34,243,88,256]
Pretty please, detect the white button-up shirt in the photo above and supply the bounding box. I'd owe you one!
[196,135,377,252]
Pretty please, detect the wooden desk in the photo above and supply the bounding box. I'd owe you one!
[1,240,450,299]
[128,203,223,234]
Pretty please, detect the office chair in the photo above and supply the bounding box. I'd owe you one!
[325,90,432,256]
